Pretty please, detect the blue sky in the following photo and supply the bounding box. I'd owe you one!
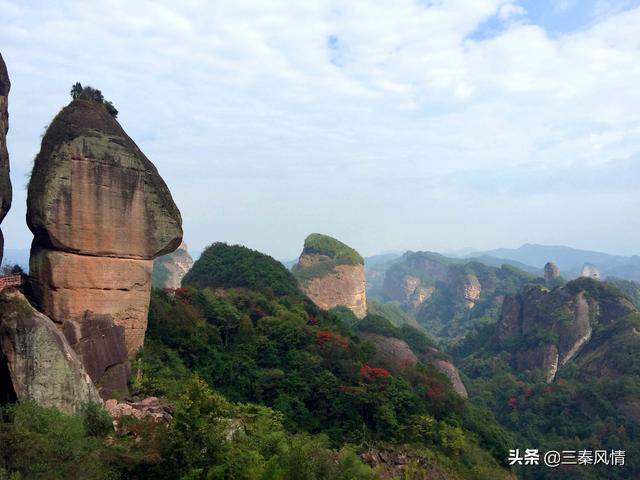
[1,0,639,261]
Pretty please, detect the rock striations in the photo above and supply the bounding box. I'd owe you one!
[292,233,367,318]
[26,99,182,396]
[0,53,11,265]
[152,241,194,289]
[496,279,636,382]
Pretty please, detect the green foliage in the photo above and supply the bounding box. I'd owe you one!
[605,277,640,308]
[81,402,114,437]
[183,242,302,298]
[0,402,116,480]
[454,300,640,479]
[137,283,510,475]
[70,82,118,117]
[367,299,420,329]
[354,313,401,338]
[302,233,363,265]
[565,276,628,301]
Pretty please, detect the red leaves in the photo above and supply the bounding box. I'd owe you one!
[174,288,192,304]
[507,396,518,409]
[425,384,445,400]
[359,364,390,382]
[316,331,348,350]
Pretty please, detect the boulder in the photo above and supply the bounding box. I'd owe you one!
[26,99,182,362]
[27,100,182,258]
[293,234,367,318]
[152,241,194,289]
[0,289,101,414]
[0,53,11,265]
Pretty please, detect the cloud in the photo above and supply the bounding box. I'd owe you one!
[0,0,639,259]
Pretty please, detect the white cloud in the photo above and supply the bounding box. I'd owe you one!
[0,0,639,258]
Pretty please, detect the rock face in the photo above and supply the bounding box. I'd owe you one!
[496,286,600,382]
[0,53,11,265]
[26,99,182,395]
[360,332,418,369]
[581,263,601,280]
[0,289,101,414]
[152,241,194,289]
[460,273,481,308]
[360,332,467,397]
[544,262,560,283]
[293,234,367,318]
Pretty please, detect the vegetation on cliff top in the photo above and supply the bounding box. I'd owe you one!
[70,82,118,118]
[183,242,301,298]
[302,233,364,265]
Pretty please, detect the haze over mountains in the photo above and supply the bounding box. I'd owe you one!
[464,243,640,282]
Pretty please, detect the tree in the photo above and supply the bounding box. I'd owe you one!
[69,82,118,118]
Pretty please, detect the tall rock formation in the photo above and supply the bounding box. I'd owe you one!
[292,233,367,318]
[459,273,481,308]
[544,261,560,283]
[152,241,194,289]
[0,53,11,265]
[496,278,636,382]
[0,289,101,414]
[581,263,601,281]
[26,99,182,395]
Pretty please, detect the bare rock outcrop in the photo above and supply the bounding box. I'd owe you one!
[360,332,418,370]
[293,233,367,318]
[0,289,101,414]
[497,283,613,382]
[360,332,467,397]
[152,241,194,289]
[0,53,11,265]
[544,262,560,283]
[459,273,481,308]
[581,263,601,280]
[26,99,182,395]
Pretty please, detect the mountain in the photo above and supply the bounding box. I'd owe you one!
[473,243,640,281]
[292,233,367,318]
[378,251,538,340]
[152,241,194,289]
[146,242,514,478]
[454,278,640,479]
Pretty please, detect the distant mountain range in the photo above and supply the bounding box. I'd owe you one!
[467,243,640,282]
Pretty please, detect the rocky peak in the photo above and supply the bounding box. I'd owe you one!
[581,263,601,280]
[292,233,367,318]
[544,261,560,283]
[0,53,11,265]
[497,280,636,382]
[152,241,194,289]
[460,273,481,308]
[26,98,182,398]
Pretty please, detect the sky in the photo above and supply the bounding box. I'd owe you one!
[1,0,639,262]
